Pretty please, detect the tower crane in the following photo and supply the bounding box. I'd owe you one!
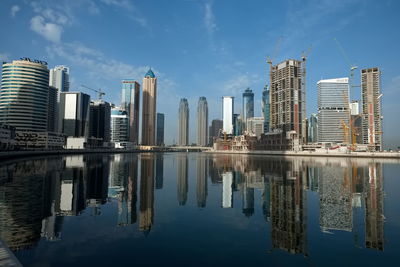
[266,36,283,66]
[301,45,312,122]
[81,84,105,100]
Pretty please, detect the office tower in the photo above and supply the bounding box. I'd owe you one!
[317,78,350,143]
[155,154,164,189]
[233,114,242,136]
[197,97,208,146]
[49,65,70,101]
[350,101,359,115]
[89,100,111,142]
[222,96,234,134]
[361,68,382,151]
[270,59,305,139]
[59,92,90,137]
[222,171,233,208]
[48,86,58,132]
[242,88,254,131]
[139,154,155,234]
[246,117,264,137]
[0,59,49,132]
[121,80,140,144]
[110,107,129,143]
[156,113,165,146]
[177,154,188,205]
[308,114,318,143]
[209,119,223,145]
[178,98,189,146]
[196,155,208,207]
[142,69,157,145]
[262,85,270,133]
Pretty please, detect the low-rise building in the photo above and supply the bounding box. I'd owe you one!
[14,131,65,149]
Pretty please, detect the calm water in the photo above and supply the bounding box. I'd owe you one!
[0,152,399,266]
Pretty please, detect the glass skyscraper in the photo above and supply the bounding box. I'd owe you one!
[121,80,140,144]
[156,113,165,146]
[261,85,270,133]
[242,88,254,132]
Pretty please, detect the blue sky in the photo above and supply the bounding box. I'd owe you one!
[1,0,399,147]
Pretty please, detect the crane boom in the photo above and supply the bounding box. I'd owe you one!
[81,85,105,100]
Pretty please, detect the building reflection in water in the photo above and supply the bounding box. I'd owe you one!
[177,154,188,206]
[0,153,387,255]
[139,154,155,234]
[196,155,208,208]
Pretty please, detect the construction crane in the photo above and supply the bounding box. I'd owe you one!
[301,45,312,122]
[81,84,105,100]
[266,36,283,66]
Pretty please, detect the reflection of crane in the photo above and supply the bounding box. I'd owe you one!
[81,84,105,100]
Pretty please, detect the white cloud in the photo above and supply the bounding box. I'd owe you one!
[30,16,63,43]
[11,5,20,17]
[221,75,252,96]
[100,0,134,10]
[204,1,217,34]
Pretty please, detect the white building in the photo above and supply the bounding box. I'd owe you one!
[246,117,264,137]
[222,96,234,135]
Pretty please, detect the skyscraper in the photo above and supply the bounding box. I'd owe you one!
[262,85,270,133]
[270,59,305,139]
[222,96,234,134]
[308,114,318,143]
[197,97,208,146]
[361,68,382,151]
[142,69,157,145]
[178,98,189,146]
[111,107,129,146]
[0,59,49,132]
[49,65,70,101]
[121,80,140,144]
[242,88,254,132]
[59,92,91,137]
[156,113,165,146]
[89,100,111,142]
[317,78,350,143]
[209,119,223,145]
[48,86,58,132]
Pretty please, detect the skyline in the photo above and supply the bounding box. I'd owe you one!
[1,0,399,147]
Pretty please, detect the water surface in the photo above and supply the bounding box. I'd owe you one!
[0,153,399,266]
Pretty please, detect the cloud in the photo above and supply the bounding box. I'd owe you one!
[10,5,20,17]
[30,16,63,43]
[204,1,217,34]
[0,53,10,61]
[100,0,148,27]
[100,0,134,10]
[221,75,252,96]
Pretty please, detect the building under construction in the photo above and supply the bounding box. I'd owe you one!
[269,59,306,142]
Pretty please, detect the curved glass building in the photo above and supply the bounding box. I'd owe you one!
[0,59,49,132]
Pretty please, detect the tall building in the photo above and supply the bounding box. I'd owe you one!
[178,98,189,146]
[49,65,70,132]
[48,86,58,132]
[156,113,165,146]
[233,114,242,136]
[242,88,254,132]
[49,65,70,101]
[317,78,350,143]
[0,59,49,132]
[270,59,305,139]
[308,114,318,143]
[121,80,140,144]
[142,69,157,145]
[111,107,129,145]
[350,101,360,115]
[262,85,270,133]
[246,117,264,137]
[197,97,208,146]
[209,119,223,145]
[361,68,382,151]
[59,92,91,137]
[89,100,111,142]
[222,96,234,134]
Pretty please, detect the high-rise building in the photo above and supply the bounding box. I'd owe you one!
[156,113,165,146]
[59,92,90,137]
[317,78,350,143]
[246,117,264,137]
[361,68,382,151]
[121,80,140,144]
[0,59,49,132]
[242,88,254,132]
[48,86,58,132]
[49,65,70,101]
[222,96,234,134]
[178,98,189,146]
[209,119,223,145]
[142,69,157,145]
[111,107,129,144]
[350,101,360,115]
[270,59,305,139]
[308,114,318,143]
[262,85,270,133]
[197,97,208,146]
[233,114,242,136]
[89,100,111,142]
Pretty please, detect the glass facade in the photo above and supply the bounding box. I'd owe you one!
[242,88,254,132]
[121,80,140,144]
[156,113,164,146]
[261,85,270,133]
